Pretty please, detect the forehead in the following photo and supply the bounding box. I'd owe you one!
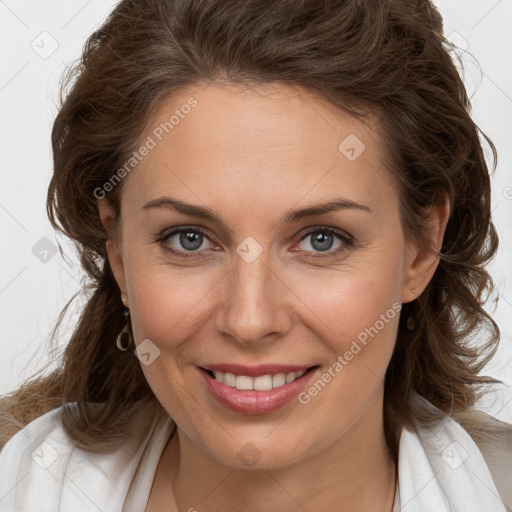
[121,81,397,218]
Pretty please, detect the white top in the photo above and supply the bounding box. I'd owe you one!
[0,406,175,511]
[0,398,509,511]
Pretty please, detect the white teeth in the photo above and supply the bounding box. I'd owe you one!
[235,375,253,390]
[285,372,296,383]
[210,369,307,390]
[272,373,286,388]
[253,374,273,391]
[224,372,236,387]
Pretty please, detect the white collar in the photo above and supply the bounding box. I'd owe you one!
[395,395,506,511]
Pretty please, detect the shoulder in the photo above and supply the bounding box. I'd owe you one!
[412,395,512,510]
[0,404,156,512]
[0,406,71,510]
[0,405,68,479]
[461,410,512,509]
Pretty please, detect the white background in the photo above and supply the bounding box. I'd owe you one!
[1,1,511,421]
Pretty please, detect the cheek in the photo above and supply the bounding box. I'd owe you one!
[289,255,403,344]
[123,252,222,347]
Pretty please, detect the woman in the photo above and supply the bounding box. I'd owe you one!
[0,0,510,510]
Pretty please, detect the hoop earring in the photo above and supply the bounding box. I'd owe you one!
[116,308,132,351]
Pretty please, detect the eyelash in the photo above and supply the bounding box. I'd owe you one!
[156,225,354,260]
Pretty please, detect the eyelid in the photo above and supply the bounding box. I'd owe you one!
[297,225,352,243]
[158,225,216,243]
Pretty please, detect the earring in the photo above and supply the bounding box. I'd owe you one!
[406,315,415,330]
[116,308,132,351]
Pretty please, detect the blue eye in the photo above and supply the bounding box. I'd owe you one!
[296,227,352,254]
[160,227,215,256]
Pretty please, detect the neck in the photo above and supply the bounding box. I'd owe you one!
[162,400,396,512]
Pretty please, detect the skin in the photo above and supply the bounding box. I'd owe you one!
[98,82,449,512]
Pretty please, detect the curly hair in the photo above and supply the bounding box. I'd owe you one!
[0,0,500,459]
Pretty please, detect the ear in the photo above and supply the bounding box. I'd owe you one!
[402,194,450,303]
[98,198,128,303]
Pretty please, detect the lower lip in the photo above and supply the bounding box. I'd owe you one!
[199,367,317,415]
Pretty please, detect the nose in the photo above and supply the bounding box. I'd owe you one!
[215,247,291,346]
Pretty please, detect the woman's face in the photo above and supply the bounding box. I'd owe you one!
[102,82,437,469]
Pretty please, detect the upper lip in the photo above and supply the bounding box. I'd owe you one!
[199,363,316,377]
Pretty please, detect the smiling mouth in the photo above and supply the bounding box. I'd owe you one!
[200,366,319,391]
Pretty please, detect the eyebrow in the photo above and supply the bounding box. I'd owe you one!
[142,196,371,226]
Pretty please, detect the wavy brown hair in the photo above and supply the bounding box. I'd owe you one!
[0,0,501,458]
